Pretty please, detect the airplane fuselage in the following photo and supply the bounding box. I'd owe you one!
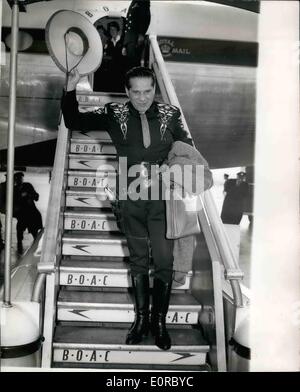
[0,1,258,168]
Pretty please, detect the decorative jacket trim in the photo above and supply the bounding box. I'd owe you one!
[157,103,178,140]
[100,101,180,142]
[108,102,130,140]
[157,103,179,141]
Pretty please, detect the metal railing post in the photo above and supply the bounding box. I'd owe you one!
[148,34,244,310]
[3,0,19,306]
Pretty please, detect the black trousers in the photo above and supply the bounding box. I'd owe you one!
[16,220,40,244]
[124,32,146,70]
[121,199,174,283]
[16,209,42,244]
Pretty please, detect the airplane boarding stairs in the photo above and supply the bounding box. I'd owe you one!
[36,35,247,370]
[36,90,229,371]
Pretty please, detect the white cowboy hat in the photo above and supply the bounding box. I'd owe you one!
[45,10,103,76]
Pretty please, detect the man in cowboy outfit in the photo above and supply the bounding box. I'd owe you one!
[62,66,193,350]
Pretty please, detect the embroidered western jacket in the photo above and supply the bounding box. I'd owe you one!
[62,90,193,166]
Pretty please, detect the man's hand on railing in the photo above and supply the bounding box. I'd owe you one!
[66,68,81,92]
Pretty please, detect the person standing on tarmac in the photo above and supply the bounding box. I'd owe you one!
[221,171,249,225]
[62,66,193,351]
[13,172,43,254]
[122,0,151,69]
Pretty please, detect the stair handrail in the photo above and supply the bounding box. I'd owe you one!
[35,119,70,278]
[148,34,244,307]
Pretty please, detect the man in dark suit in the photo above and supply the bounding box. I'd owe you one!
[221,172,249,224]
[104,21,125,91]
[122,0,151,69]
[13,172,43,254]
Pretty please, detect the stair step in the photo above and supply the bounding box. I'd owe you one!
[72,130,111,141]
[65,190,111,208]
[62,233,129,257]
[69,139,116,155]
[68,154,117,170]
[67,170,116,189]
[70,139,116,155]
[64,211,119,232]
[59,260,192,290]
[77,94,104,107]
[76,92,127,107]
[60,260,130,288]
[53,326,209,366]
[53,362,210,371]
[57,290,201,324]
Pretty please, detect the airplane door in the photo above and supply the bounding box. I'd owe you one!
[93,16,126,93]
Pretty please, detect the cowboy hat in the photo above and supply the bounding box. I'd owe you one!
[45,10,103,76]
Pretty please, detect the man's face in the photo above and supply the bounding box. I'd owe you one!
[126,77,155,113]
[110,26,118,39]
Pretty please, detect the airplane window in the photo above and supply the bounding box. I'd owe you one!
[1,42,6,66]
[5,31,33,52]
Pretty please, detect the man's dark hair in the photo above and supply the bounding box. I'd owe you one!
[14,172,24,179]
[108,21,120,32]
[125,67,156,90]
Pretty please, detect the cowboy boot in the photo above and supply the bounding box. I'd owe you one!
[150,277,172,350]
[126,274,150,344]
